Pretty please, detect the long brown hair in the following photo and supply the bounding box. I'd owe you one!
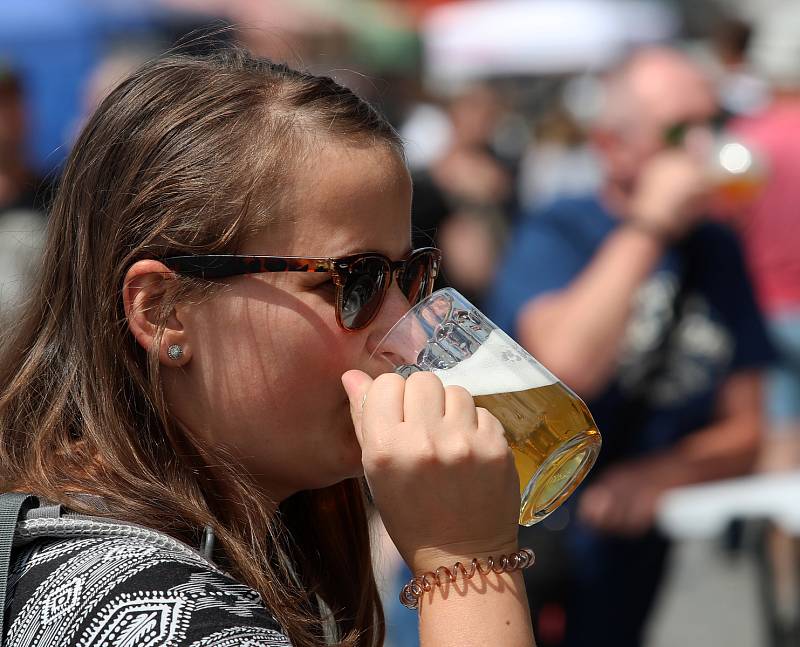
[0,47,403,646]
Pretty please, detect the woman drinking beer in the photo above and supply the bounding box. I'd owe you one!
[0,47,535,646]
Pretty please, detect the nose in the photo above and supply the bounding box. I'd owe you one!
[364,282,413,370]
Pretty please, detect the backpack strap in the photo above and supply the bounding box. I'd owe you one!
[0,492,219,645]
[0,493,35,646]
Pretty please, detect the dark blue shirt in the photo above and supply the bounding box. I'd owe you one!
[487,196,774,468]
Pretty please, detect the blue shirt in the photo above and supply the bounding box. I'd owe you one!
[487,196,774,468]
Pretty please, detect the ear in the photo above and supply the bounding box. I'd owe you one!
[590,126,633,181]
[123,259,191,366]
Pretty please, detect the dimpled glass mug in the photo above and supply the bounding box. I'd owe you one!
[371,288,601,525]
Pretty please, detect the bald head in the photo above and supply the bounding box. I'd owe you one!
[594,47,717,193]
[601,47,716,133]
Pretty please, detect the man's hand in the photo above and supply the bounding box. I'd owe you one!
[628,149,710,240]
[577,455,679,536]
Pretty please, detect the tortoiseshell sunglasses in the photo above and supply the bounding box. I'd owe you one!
[163,247,442,331]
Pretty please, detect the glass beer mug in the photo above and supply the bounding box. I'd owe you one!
[372,288,601,526]
[710,135,765,204]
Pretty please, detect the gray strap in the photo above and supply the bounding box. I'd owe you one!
[24,504,62,520]
[200,524,215,561]
[0,493,34,645]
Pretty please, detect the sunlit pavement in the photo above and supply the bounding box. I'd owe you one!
[647,539,766,647]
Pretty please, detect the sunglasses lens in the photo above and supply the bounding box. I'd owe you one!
[399,251,436,305]
[341,257,388,330]
[664,122,688,147]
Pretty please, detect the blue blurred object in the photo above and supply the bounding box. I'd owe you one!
[386,562,419,647]
[0,0,168,174]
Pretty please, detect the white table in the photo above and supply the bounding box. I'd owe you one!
[657,471,800,647]
[658,470,800,539]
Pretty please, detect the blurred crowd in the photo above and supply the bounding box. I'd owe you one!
[2,1,800,646]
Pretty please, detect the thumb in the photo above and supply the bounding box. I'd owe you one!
[341,369,374,447]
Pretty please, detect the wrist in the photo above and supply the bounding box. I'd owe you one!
[409,539,520,575]
[401,546,534,610]
[620,217,675,246]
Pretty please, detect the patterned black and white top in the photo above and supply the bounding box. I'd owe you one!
[5,532,293,646]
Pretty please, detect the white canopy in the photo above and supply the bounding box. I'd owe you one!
[422,0,679,84]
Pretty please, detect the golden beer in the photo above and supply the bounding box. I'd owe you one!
[474,383,600,526]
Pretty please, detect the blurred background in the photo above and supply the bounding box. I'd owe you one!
[2,1,799,646]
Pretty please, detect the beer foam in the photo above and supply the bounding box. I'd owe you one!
[433,329,557,396]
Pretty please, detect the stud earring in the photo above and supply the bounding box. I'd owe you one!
[167,344,184,361]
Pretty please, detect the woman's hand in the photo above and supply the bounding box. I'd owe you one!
[341,369,520,574]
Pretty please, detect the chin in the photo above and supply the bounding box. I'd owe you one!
[336,414,365,464]
[335,445,365,482]
[302,444,363,490]
[343,463,365,480]
[305,466,363,492]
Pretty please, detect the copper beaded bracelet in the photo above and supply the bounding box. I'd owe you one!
[399,548,536,610]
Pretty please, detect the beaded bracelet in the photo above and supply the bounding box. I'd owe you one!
[399,548,536,610]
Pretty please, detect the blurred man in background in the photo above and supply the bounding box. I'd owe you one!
[427,84,517,308]
[0,67,42,214]
[402,82,524,308]
[488,47,774,647]
[0,66,46,310]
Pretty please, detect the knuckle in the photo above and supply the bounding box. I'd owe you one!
[363,449,393,473]
[488,442,514,464]
[476,410,510,457]
[373,372,404,390]
[440,437,472,464]
[406,371,443,389]
[393,425,437,464]
[476,407,502,429]
[444,384,472,400]
[414,439,438,467]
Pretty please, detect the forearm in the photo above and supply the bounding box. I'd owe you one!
[662,415,762,486]
[658,373,765,486]
[418,570,535,647]
[578,373,765,535]
[518,225,664,396]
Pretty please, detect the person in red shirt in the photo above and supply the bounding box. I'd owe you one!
[724,3,800,442]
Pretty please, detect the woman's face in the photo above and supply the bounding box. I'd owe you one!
[166,142,414,501]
